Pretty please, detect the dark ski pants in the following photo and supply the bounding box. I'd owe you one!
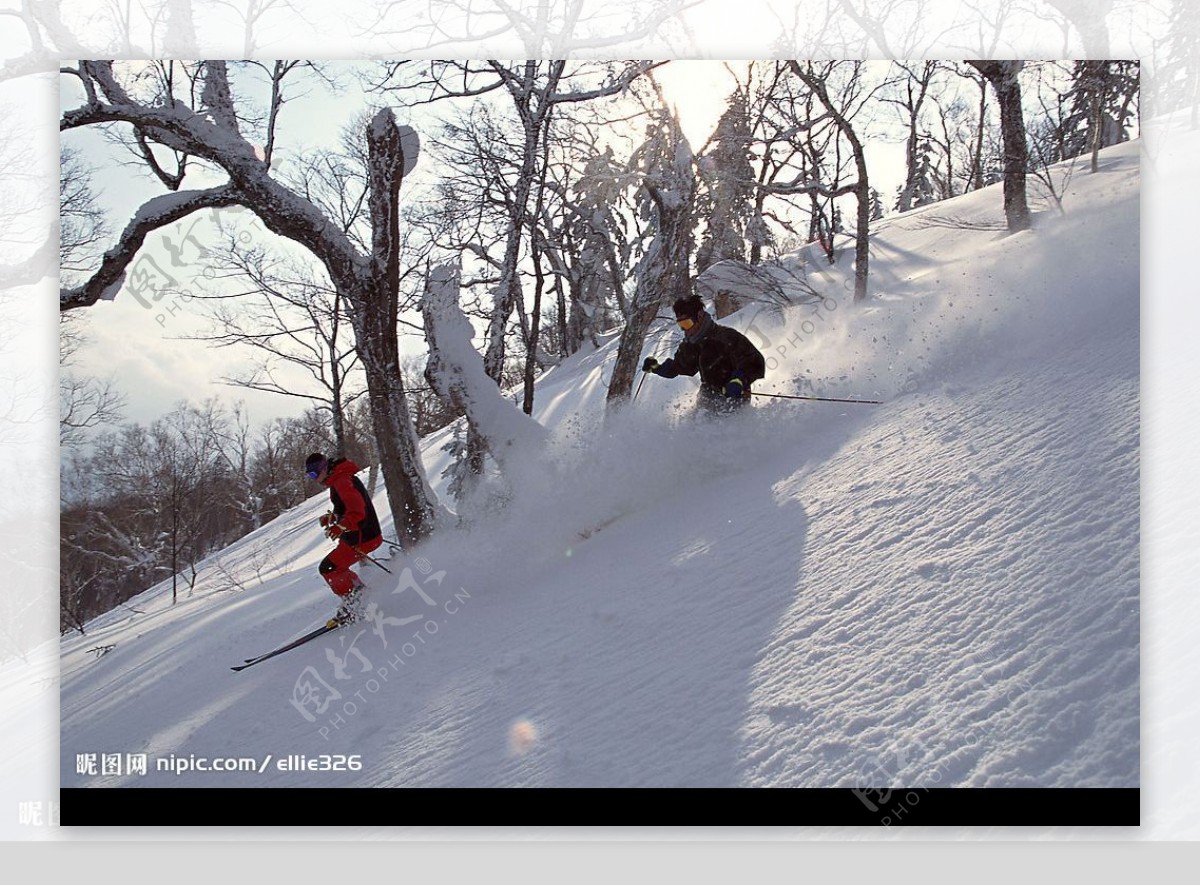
[319,535,383,597]
[695,385,752,416]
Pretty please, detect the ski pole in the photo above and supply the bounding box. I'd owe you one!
[751,391,882,405]
[634,369,650,401]
[353,545,393,575]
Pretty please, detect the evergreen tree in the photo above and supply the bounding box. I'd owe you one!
[1059,62,1140,167]
[911,140,938,207]
[869,187,885,221]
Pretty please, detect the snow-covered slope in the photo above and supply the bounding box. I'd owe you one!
[60,139,1139,793]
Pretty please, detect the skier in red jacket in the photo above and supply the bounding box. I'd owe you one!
[305,453,384,624]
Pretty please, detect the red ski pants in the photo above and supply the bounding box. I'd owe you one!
[318,535,383,597]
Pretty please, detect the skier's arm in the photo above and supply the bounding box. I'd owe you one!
[657,344,699,378]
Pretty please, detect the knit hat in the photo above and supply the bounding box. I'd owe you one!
[304,452,327,478]
[672,295,705,319]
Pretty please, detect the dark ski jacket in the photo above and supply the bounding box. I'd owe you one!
[655,316,766,396]
[322,458,382,547]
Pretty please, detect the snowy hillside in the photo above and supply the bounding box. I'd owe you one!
[60,139,1139,797]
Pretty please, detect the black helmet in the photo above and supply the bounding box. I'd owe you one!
[672,294,705,320]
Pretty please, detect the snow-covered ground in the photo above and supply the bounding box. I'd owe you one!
[60,137,1139,801]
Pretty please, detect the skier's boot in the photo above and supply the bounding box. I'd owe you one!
[329,577,367,628]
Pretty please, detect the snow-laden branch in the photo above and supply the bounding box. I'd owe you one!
[542,61,666,104]
[757,175,859,200]
[60,185,242,310]
[756,112,834,145]
[61,62,259,168]
[61,63,371,303]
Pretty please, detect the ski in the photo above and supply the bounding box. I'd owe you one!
[231,621,341,671]
[576,512,627,541]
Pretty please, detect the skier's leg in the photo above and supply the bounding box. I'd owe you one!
[318,543,362,597]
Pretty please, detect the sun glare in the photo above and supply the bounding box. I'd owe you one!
[653,61,739,150]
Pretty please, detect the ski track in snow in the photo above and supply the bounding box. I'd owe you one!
[58,139,1141,794]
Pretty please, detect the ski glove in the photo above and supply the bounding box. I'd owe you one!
[325,522,344,541]
[724,373,747,399]
[642,357,660,374]
[319,511,336,529]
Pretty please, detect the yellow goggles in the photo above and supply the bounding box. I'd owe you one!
[676,316,695,330]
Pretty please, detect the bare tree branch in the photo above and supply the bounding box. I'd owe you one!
[59,184,242,310]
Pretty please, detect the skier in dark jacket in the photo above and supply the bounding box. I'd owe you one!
[642,295,766,412]
[305,452,383,624]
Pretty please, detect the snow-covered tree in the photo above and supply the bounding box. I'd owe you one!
[909,140,938,209]
[697,90,756,317]
[560,146,635,351]
[885,61,939,215]
[378,61,658,387]
[58,61,442,547]
[421,261,548,488]
[380,60,657,460]
[606,103,696,408]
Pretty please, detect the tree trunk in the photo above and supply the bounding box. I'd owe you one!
[972,78,988,191]
[995,73,1031,231]
[896,64,934,214]
[363,109,440,545]
[1089,64,1110,173]
[523,237,546,415]
[790,62,872,302]
[357,327,436,546]
[852,179,870,301]
[483,70,546,385]
[607,174,695,407]
[607,298,661,405]
[969,62,1031,233]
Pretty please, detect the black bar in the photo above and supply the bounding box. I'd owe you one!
[60,788,1139,827]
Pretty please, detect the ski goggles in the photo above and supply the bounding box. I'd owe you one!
[305,462,326,480]
[676,316,696,330]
